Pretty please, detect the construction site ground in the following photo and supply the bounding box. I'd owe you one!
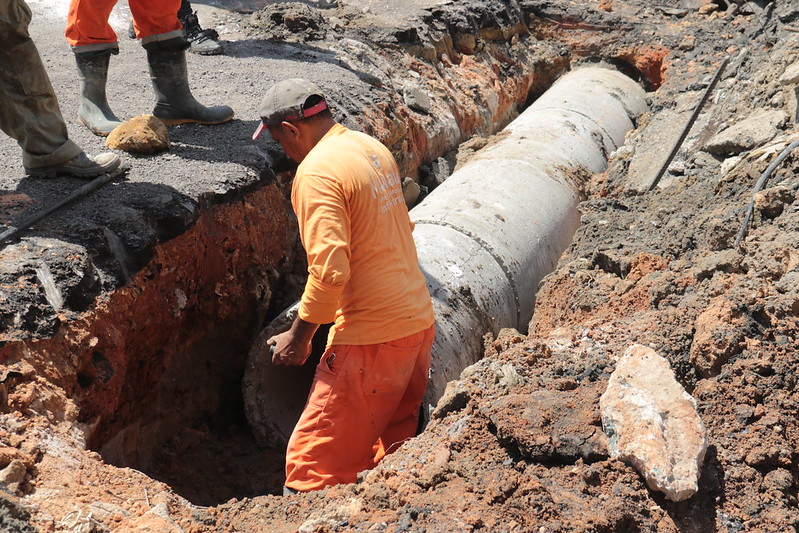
[0,0,798,531]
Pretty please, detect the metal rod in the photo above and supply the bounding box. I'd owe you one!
[647,57,729,192]
[0,166,127,246]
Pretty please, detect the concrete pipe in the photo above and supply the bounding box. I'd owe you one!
[413,67,647,407]
[243,67,647,447]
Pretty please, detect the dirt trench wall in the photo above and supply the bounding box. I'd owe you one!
[0,182,295,465]
[0,0,670,489]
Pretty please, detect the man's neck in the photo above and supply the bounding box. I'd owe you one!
[299,118,338,161]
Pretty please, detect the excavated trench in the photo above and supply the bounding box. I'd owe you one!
[0,6,666,507]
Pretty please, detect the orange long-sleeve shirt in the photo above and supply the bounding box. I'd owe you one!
[292,123,434,346]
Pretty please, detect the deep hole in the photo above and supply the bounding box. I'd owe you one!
[91,305,331,506]
[77,373,93,390]
[82,59,651,506]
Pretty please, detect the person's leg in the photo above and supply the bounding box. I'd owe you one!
[66,0,126,136]
[1,1,80,168]
[373,325,434,463]
[177,0,192,20]
[144,42,234,124]
[65,0,119,49]
[127,0,182,43]
[284,336,426,492]
[177,0,223,56]
[1,1,120,176]
[73,48,122,136]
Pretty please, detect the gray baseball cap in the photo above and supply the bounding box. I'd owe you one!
[252,78,328,140]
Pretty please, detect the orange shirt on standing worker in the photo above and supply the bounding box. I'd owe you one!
[291,123,434,345]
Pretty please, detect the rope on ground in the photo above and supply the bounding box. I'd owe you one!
[734,136,799,247]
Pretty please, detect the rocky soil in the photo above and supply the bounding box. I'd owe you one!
[1,0,799,531]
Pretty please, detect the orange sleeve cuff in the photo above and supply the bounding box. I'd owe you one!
[298,275,344,325]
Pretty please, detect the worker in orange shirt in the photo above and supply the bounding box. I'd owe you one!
[65,0,233,136]
[252,79,435,493]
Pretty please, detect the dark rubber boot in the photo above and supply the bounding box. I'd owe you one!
[146,48,234,125]
[74,50,123,136]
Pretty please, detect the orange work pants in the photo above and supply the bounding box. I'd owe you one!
[65,0,181,47]
[285,324,435,492]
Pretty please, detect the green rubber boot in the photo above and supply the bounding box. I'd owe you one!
[74,50,123,136]
[147,48,234,125]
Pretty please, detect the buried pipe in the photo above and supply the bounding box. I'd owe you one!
[243,67,648,448]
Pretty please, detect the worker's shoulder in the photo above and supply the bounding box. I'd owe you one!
[325,126,387,152]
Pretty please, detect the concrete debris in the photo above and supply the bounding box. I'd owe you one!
[105,115,170,154]
[402,83,434,114]
[401,177,421,208]
[59,508,103,533]
[431,380,470,419]
[0,459,26,493]
[779,63,799,86]
[600,344,707,502]
[703,110,788,155]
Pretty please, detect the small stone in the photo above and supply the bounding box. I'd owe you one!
[779,63,799,86]
[402,83,434,114]
[431,380,470,419]
[678,35,696,51]
[754,185,796,219]
[0,459,27,492]
[600,345,707,502]
[761,469,793,492]
[106,115,170,154]
[698,2,718,15]
[733,404,754,423]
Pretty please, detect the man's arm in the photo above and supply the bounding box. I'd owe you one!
[267,316,319,366]
[293,173,351,323]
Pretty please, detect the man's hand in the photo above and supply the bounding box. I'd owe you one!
[267,317,319,366]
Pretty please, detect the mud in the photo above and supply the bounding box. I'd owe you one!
[1,0,798,531]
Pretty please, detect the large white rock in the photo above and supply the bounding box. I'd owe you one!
[600,344,708,502]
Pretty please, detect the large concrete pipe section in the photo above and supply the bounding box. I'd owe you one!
[413,66,647,407]
[243,67,647,447]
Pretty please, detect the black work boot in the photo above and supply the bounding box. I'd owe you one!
[180,11,223,55]
[74,50,123,136]
[147,48,234,125]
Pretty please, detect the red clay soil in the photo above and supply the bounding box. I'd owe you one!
[1,0,799,531]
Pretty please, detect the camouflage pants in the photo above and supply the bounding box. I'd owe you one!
[0,0,81,170]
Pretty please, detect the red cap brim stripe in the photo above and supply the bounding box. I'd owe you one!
[252,121,267,140]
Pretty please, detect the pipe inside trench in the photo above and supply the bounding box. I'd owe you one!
[242,67,648,448]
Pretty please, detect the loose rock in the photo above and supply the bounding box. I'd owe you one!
[600,344,707,502]
[105,115,170,154]
[0,460,27,493]
[754,185,796,219]
[703,110,788,155]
